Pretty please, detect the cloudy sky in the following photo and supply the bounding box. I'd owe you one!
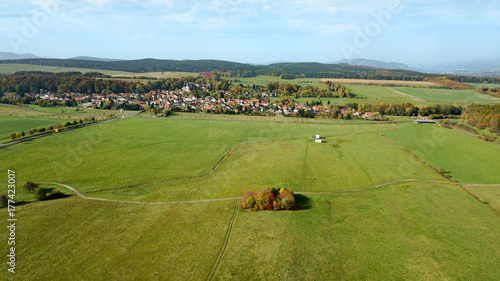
[1,0,499,66]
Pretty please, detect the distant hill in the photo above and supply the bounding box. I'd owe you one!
[2,57,499,82]
[333,58,415,71]
[69,56,121,62]
[0,52,38,60]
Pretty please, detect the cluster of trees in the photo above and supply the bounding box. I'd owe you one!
[476,87,500,98]
[21,182,66,201]
[0,72,223,98]
[428,78,475,90]
[439,119,498,142]
[241,187,296,211]
[461,104,500,131]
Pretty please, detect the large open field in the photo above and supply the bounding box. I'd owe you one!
[0,63,198,78]
[1,116,499,280]
[322,78,437,86]
[391,87,500,105]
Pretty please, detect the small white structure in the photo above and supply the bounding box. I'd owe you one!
[315,134,322,143]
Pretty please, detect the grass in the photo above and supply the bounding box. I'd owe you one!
[217,182,500,280]
[392,87,500,105]
[2,182,499,280]
[222,75,328,88]
[1,117,499,280]
[467,83,500,89]
[0,118,398,199]
[0,63,198,78]
[321,78,437,87]
[0,198,235,281]
[0,116,68,143]
[382,122,500,184]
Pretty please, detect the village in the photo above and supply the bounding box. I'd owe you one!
[24,83,381,119]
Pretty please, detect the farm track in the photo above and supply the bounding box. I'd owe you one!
[206,200,239,281]
[387,88,426,102]
[23,180,499,205]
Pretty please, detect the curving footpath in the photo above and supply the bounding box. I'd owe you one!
[35,180,500,205]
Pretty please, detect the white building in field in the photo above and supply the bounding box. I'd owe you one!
[315,134,322,143]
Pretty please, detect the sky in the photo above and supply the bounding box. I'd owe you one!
[1,0,499,66]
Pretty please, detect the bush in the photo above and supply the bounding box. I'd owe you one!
[255,189,271,210]
[23,181,39,194]
[21,131,25,137]
[28,130,34,135]
[9,133,17,140]
[279,189,296,210]
[241,190,255,209]
[246,196,256,209]
[0,194,7,208]
[34,188,47,201]
[477,122,487,130]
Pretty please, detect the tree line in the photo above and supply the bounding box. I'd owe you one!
[0,72,222,97]
[4,58,499,82]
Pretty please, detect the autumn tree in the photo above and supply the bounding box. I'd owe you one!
[23,181,39,194]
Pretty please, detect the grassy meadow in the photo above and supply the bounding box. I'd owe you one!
[0,63,198,78]
[382,122,500,184]
[0,116,68,143]
[1,111,499,279]
[392,87,500,105]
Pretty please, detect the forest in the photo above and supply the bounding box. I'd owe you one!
[3,58,500,83]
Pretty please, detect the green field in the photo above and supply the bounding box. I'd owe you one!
[467,83,500,89]
[1,117,499,280]
[0,63,198,78]
[0,116,68,143]
[382,122,500,184]
[223,75,328,88]
[391,87,500,105]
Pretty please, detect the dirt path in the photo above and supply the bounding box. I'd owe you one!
[206,200,239,281]
[387,88,426,102]
[35,180,499,205]
[38,182,241,204]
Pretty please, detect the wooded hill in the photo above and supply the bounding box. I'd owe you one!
[2,58,500,83]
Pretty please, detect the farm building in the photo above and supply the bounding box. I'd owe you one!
[414,120,437,124]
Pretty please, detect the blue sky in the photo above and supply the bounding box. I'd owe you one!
[1,0,499,66]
